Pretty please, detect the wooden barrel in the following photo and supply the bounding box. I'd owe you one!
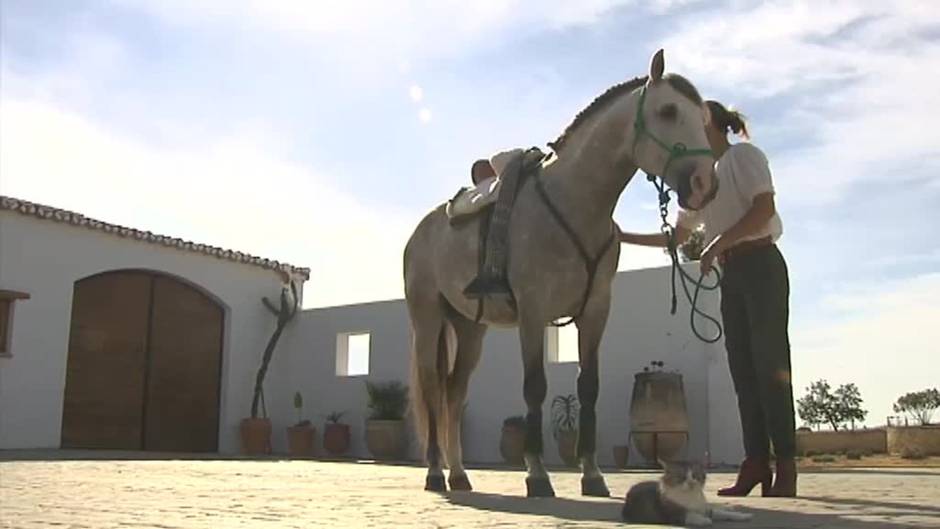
[629,371,689,463]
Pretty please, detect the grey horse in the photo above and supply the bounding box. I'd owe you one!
[405,49,716,498]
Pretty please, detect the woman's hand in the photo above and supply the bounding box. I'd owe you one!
[700,238,726,275]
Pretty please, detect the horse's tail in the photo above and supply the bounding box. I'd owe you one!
[409,311,453,460]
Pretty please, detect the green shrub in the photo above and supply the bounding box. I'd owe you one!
[365,381,409,420]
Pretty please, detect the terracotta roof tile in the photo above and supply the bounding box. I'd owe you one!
[1,195,310,280]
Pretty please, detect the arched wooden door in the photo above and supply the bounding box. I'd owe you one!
[61,271,223,452]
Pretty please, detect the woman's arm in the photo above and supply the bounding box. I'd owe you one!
[618,225,691,248]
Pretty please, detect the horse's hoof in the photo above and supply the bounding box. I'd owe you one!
[526,477,555,498]
[448,474,473,491]
[425,474,446,492]
[581,476,610,497]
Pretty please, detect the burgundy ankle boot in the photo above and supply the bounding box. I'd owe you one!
[768,458,797,497]
[718,457,772,497]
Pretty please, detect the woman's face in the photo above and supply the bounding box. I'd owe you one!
[704,121,726,152]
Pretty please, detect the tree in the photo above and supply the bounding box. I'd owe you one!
[797,379,868,431]
[797,380,831,430]
[893,388,940,425]
[250,278,299,419]
[834,383,867,430]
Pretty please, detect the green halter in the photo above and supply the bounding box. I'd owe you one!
[631,84,713,182]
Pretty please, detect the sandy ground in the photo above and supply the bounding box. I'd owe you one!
[1,452,938,528]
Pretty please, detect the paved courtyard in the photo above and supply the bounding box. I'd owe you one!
[1,453,938,528]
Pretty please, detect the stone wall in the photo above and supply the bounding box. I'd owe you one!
[796,429,886,455]
[887,426,940,456]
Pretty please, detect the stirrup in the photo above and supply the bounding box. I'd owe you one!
[463,274,512,300]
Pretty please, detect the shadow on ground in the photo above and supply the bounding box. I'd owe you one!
[445,490,939,528]
[445,491,622,524]
[799,494,940,515]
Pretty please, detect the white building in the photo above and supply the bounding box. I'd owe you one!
[0,195,743,466]
[0,196,309,454]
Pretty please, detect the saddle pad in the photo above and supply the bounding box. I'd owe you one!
[446,176,501,219]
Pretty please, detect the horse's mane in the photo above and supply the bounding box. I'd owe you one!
[548,74,702,152]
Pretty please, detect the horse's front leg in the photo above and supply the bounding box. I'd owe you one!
[576,294,611,497]
[519,315,554,497]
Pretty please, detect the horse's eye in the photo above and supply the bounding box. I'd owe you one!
[658,104,678,121]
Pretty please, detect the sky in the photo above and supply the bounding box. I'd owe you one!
[2,0,939,428]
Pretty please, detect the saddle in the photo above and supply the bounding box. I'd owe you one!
[445,177,501,220]
[445,149,546,222]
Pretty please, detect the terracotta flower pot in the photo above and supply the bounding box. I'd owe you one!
[240,417,272,455]
[556,429,579,467]
[613,445,630,469]
[500,424,526,466]
[365,419,406,460]
[287,422,316,458]
[323,423,351,456]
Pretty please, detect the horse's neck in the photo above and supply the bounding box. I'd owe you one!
[539,156,635,251]
[541,100,638,246]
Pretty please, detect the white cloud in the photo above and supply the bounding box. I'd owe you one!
[116,0,685,66]
[0,97,415,309]
[408,84,424,103]
[791,272,940,426]
[868,249,940,270]
[662,1,940,204]
[418,108,432,123]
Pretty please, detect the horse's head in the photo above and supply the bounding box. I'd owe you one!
[629,50,715,210]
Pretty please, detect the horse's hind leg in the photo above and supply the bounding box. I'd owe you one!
[444,314,486,491]
[518,314,554,497]
[575,294,611,497]
[409,306,448,492]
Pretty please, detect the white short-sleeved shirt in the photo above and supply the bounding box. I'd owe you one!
[676,142,783,245]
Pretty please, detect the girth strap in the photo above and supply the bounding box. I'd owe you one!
[533,172,616,327]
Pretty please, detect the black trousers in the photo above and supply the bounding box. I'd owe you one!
[720,243,796,460]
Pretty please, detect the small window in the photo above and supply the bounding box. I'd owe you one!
[336,332,371,376]
[0,290,30,357]
[545,325,579,364]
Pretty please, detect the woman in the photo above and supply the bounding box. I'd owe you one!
[618,100,796,497]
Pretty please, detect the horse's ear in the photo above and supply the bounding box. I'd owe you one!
[649,49,665,82]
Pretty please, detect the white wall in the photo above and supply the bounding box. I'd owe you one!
[281,265,744,466]
[0,208,744,465]
[0,211,296,452]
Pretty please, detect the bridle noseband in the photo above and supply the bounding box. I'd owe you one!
[630,83,714,185]
[630,82,713,240]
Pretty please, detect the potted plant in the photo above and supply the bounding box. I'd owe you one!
[287,391,316,457]
[241,278,299,455]
[500,415,526,466]
[364,380,409,460]
[552,394,579,468]
[323,411,351,456]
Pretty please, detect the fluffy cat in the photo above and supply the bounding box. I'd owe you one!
[621,460,753,527]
